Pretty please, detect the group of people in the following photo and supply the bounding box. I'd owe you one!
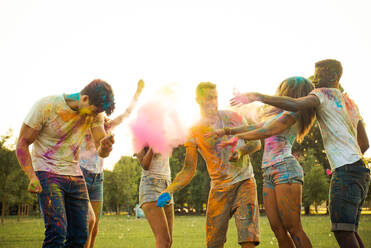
[16,59,370,248]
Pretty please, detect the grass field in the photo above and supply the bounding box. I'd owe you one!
[0,215,370,247]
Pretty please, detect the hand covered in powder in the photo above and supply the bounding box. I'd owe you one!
[217,137,238,149]
[229,151,240,162]
[99,134,115,157]
[156,192,171,207]
[204,128,225,138]
[28,176,42,194]
[230,92,261,106]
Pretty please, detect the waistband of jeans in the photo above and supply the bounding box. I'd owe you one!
[81,167,103,179]
[336,159,366,171]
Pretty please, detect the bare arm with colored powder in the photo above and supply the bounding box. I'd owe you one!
[236,112,297,140]
[163,145,198,194]
[231,93,320,112]
[107,79,145,130]
[238,139,261,156]
[16,124,42,194]
[205,122,264,138]
[357,121,369,154]
[91,124,114,158]
[135,147,154,170]
[219,113,296,155]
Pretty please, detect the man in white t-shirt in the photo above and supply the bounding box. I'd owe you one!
[231,59,370,248]
[16,79,115,248]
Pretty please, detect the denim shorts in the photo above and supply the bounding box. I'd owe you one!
[329,159,370,232]
[139,175,174,207]
[263,157,304,189]
[81,167,104,202]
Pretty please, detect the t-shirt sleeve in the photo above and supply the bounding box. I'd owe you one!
[23,98,47,130]
[309,88,325,105]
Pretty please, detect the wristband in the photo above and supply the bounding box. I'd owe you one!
[223,127,232,135]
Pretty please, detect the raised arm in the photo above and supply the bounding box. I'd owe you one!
[108,79,145,130]
[16,124,42,193]
[236,112,297,140]
[231,93,320,112]
[357,121,369,154]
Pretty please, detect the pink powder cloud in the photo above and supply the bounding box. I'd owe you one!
[130,88,188,156]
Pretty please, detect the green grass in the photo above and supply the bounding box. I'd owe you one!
[1,215,371,247]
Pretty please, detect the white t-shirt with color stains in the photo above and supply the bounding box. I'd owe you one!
[141,154,171,180]
[24,95,103,176]
[310,88,362,170]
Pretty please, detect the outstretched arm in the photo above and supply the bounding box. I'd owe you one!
[231,93,320,112]
[205,122,264,138]
[237,112,297,140]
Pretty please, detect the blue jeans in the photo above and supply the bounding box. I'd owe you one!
[81,167,104,202]
[36,171,89,248]
[329,160,370,232]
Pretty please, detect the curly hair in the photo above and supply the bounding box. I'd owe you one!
[80,79,115,116]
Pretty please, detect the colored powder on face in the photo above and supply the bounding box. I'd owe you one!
[130,84,190,156]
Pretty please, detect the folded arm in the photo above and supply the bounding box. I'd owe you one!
[135,147,154,170]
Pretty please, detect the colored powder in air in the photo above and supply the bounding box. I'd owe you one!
[231,88,264,124]
[130,84,190,156]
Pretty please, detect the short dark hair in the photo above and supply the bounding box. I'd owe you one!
[196,82,216,100]
[315,59,343,82]
[81,79,115,115]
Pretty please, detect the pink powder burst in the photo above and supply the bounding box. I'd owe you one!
[130,87,188,156]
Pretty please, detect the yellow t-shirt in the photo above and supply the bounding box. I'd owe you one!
[185,110,254,188]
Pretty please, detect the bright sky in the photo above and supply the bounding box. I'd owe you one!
[1,0,371,170]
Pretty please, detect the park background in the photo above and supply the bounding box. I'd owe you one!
[1,0,371,247]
